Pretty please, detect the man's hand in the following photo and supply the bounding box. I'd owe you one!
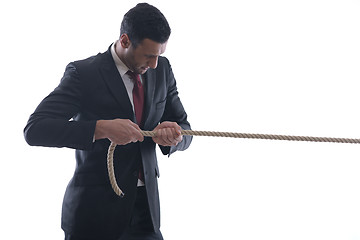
[152,121,183,146]
[94,119,144,145]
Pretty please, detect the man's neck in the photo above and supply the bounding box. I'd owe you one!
[114,41,129,69]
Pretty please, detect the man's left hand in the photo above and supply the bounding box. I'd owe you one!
[152,121,183,146]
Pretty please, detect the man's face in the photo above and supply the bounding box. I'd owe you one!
[125,38,167,75]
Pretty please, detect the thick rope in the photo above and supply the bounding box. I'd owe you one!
[141,130,360,144]
[107,142,125,197]
[107,130,360,196]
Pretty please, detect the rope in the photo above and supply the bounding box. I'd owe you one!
[141,130,360,144]
[107,130,360,197]
[107,142,125,197]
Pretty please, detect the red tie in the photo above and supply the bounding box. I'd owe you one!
[126,71,145,183]
[127,71,145,127]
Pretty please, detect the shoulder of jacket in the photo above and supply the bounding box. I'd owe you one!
[71,46,111,68]
[72,52,104,67]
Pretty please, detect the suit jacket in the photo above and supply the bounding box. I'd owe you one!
[24,45,192,238]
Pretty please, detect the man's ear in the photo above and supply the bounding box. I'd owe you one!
[120,34,131,48]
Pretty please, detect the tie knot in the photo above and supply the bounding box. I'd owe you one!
[126,70,141,84]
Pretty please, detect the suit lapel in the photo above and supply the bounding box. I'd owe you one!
[143,69,156,129]
[99,49,135,121]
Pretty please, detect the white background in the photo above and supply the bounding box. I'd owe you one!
[1,0,360,239]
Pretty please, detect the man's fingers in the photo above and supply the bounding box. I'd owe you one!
[130,125,144,142]
[153,128,182,146]
[108,119,144,145]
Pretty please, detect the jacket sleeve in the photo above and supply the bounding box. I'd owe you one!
[24,63,96,150]
[158,58,192,156]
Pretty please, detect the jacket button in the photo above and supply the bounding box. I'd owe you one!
[133,171,138,177]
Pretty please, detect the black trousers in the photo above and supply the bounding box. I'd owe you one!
[65,186,163,240]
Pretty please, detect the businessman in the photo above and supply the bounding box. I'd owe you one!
[24,3,192,240]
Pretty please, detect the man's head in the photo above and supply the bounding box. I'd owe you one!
[120,3,171,48]
[116,3,171,74]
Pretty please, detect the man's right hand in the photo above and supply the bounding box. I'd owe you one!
[94,119,144,145]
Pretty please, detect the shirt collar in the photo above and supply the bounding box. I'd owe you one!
[110,40,129,78]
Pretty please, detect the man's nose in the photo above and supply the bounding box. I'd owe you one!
[148,56,158,69]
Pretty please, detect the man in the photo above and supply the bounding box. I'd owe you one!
[24,3,192,240]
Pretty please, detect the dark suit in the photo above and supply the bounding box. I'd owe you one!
[24,45,192,239]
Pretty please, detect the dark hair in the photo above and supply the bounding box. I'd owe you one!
[120,3,171,47]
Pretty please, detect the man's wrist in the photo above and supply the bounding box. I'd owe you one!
[94,120,107,141]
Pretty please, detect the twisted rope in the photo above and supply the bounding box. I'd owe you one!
[141,130,360,144]
[107,142,125,197]
[107,130,360,197]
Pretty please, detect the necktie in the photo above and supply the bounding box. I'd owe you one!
[126,71,145,183]
[126,71,145,127]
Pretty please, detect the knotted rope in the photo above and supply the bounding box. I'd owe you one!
[107,130,360,197]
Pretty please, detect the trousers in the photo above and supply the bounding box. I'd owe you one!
[64,186,163,240]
